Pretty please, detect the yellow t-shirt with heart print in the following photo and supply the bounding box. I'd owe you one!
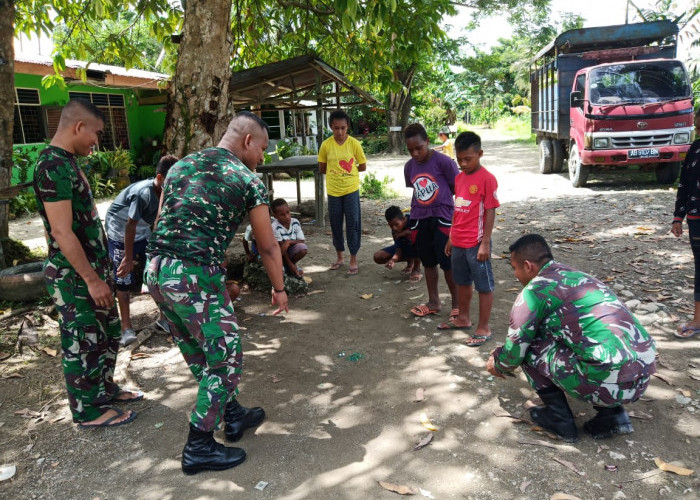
[318,136,367,197]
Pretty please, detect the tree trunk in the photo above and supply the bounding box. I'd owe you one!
[0,0,15,269]
[386,66,415,155]
[163,1,233,157]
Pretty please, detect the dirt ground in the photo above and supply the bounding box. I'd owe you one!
[0,128,698,500]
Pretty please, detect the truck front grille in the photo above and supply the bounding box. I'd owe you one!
[611,134,673,148]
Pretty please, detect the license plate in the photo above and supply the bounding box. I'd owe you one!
[628,148,659,159]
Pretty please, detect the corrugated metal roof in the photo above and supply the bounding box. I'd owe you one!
[15,54,169,82]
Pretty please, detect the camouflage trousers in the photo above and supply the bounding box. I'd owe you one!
[521,338,651,407]
[145,255,242,432]
[44,260,122,422]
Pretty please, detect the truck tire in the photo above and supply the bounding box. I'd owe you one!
[0,261,47,302]
[568,143,590,188]
[552,140,565,173]
[655,161,681,184]
[538,139,554,174]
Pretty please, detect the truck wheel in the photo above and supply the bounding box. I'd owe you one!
[538,139,553,174]
[655,161,681,184]
[552,140,565,173]
[568,143,590,187]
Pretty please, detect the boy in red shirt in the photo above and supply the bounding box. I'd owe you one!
[439,132,499,347]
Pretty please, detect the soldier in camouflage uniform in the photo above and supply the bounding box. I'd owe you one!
[32,99,139,429]
[487,234,656,442]
[146,111,288,475]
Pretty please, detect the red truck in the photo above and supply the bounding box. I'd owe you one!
[531,20,694,187]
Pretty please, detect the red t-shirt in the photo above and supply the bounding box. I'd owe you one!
[451,166,499,248]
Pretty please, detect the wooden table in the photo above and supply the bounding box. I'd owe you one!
[256,155,325,226]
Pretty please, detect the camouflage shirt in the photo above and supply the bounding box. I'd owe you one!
[147,147,268,266]
[33,146,110,275]
[494,261,656,383]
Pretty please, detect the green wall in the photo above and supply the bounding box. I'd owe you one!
[12,73,167,184]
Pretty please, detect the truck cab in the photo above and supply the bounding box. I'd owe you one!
[568,59,693,186]
[531,20,693,187]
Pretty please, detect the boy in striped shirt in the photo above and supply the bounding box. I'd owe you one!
[271,198,308,278]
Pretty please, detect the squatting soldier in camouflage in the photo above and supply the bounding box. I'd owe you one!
[146,111,289,475]
[487,234,656,443]
[32,99,139,429]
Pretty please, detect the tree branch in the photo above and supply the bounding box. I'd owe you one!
[276,0,334,16]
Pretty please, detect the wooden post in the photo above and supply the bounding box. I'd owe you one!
[315,73,323,150]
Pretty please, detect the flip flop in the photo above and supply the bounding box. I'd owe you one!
[466,334,492,347]
[329,262,343,270]
[346,267,359,276]
[112,389,144,403]
[449,308,460,321]
[401,267,413,275]
[409,273,423,283]
[78,408,137,429]
[674,324,700,339]
[410,304,439,317]
[437,320,472,330]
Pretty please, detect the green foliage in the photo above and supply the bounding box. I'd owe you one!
[493,115,535,142]
[359,172,397,199]
[12,146,41,183]
[360,136,389,155]
[88,174,116,198]
[275,139,315,159]
[1,238,37,265]
[9,190,38,219]
[136,165,156,179]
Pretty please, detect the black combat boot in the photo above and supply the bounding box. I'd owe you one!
[224,399,266,442]
[181,424,246,475]
[583,405,633,439]
[529,386,578,443]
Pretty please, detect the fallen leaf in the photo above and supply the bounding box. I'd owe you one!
[50,416,66,424]
[550,494,583,500]
[628,410,653,420]
[419,412,438,432]
[2,373,24,379]
[360,293,373,300]
[518,438,557,449]
[130,353,151,360]
[303,276,312,284]
[552,457,586,476]
[413,433,433,451]
[505,287,520,292]
[520,480,531,493]
[409,294,424,300]
[14,408,41,418]
[678,389,691,398]
[271,375,283,383]
[378,481,417,495]
[40,347,57,357]
[652,373,674,386]
[414,388,425,402]
[654,457,694,476]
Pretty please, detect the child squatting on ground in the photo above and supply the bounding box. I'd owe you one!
[439,131,500,348]
[270,198,308,278]
[373,205,422,283]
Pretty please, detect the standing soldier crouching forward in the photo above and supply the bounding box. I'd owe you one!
[33,99,139,429]
[145,111,289,475]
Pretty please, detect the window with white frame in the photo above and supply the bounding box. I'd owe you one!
[68,92,130,150]
[13,88,47,144]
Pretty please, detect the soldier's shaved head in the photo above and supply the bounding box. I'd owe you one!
[509,234,554,266]
[58,99,105,129]
[218,111,270,170]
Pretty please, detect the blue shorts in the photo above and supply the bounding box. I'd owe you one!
[381,237,416,259]
[451,243,494,292]
[107,238,148,291]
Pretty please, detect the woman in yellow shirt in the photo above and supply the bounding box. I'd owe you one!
[318,110,367,275]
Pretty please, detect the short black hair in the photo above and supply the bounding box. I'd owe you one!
[236,110,269,132]
[384,205,403,222]
[270,198,288,212]
[156,154,179,176]
[454,131,481,153]
[508,234,553,265]
[64,98,106,123]
[328,110,350,126]
[404,123,428,141]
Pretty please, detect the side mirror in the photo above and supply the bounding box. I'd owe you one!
[570,91,583,108]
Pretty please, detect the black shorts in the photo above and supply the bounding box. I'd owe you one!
[410,217,452,270]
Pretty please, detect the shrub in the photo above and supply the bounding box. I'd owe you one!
[360,172,397,199]
[136,165,156,179]
[9,190,37,218]
[360,136,389,155]
[276,138,315,159]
